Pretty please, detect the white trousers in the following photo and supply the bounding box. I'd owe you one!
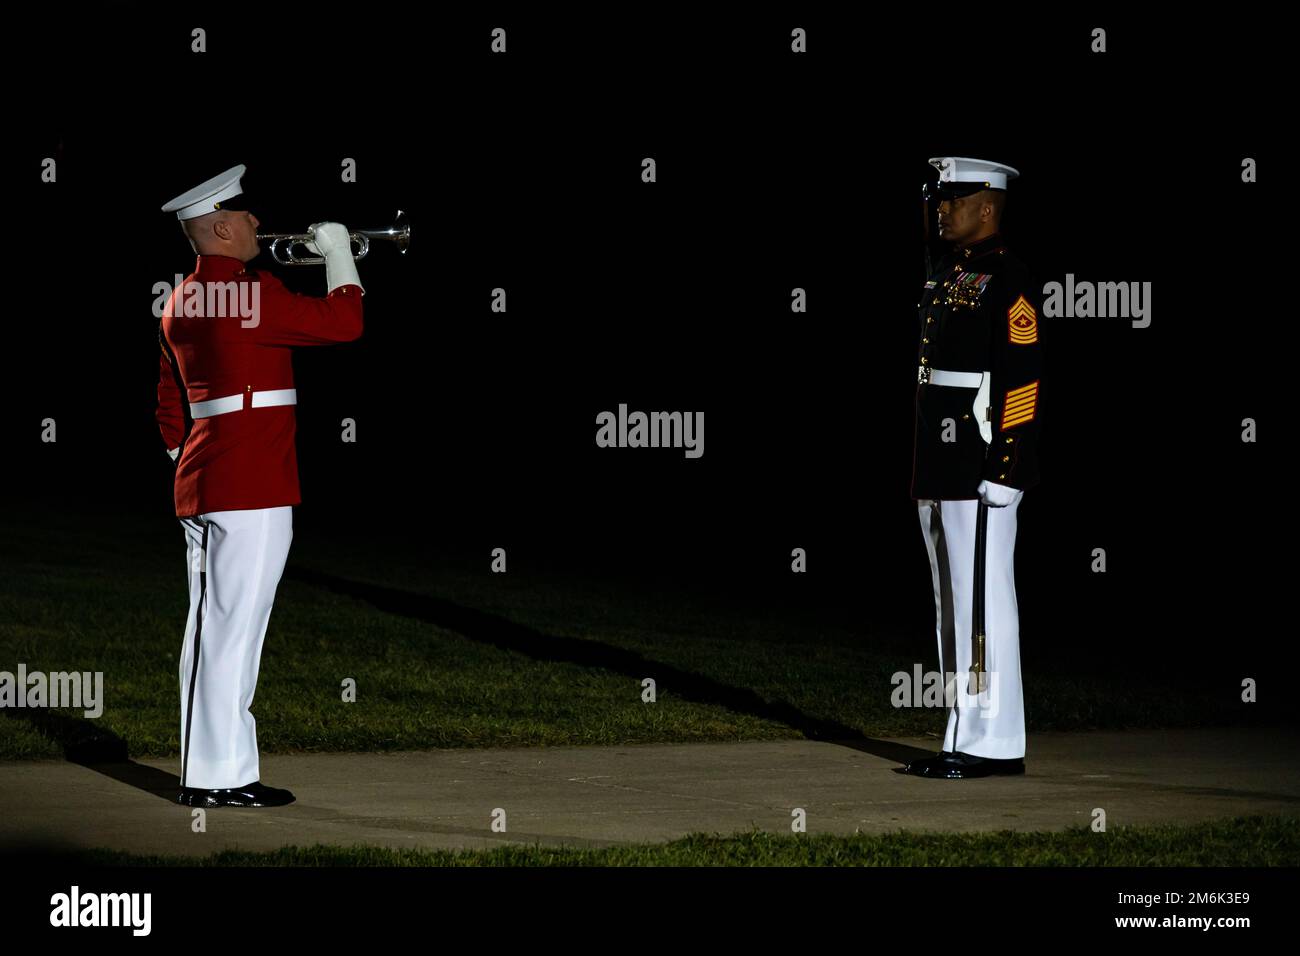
[917,497,1026,759]
[178,507,293,789]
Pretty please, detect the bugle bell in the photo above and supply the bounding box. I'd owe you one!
[257,210,410,266]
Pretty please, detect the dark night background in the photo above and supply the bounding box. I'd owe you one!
[0,11,1278,696]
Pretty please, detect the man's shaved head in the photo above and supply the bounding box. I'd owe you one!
[180,208,261,262]
[182,210,235,253]
[981,189,1006,224]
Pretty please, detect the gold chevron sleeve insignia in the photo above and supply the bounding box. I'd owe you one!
[1008,295,1038,344]
[1001,381,1038,429]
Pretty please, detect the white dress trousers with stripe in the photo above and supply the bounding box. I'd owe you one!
[178,507,293,789]
[917,496,1026,759]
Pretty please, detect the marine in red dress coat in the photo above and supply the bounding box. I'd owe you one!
[156,255,363,516]
[157,163,366,808]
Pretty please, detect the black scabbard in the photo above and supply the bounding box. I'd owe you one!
[969,502,989,695]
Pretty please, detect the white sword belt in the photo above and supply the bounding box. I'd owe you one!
[189,388,297,419]
[917,367,993,442]
[917,367,982,387]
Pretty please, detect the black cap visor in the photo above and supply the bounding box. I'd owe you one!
[923,180,1001,202]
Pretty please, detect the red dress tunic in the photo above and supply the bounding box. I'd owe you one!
[156,254,363,517]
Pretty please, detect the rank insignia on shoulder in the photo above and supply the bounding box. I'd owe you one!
[1009,295,1038,344]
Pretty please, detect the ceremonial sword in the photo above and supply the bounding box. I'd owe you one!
[969,501,989,696]
[969,372,994,696]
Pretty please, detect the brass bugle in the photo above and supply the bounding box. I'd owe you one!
[257,210,410,266]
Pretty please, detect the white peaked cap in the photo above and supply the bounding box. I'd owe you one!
[928,156,1020,190]
[161,164,247,220]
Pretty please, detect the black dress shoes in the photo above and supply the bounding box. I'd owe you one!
[898,751,1024,779]
[177,781,296,808]
[898,751,954,775]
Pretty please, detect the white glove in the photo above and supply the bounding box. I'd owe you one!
[166,446,180,462]
[306,221,365,296]
[977,479,1022,508]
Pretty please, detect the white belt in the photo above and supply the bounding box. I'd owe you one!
[190,388,297,419]
[918,368,993,444]
[918,366,983,387]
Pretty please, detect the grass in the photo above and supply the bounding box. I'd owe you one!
[0,506,1282,762]
[14,815,1298,867]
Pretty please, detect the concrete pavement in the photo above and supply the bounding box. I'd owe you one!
[1,727,1296,857]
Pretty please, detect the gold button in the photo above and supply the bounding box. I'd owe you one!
[922,337,929,343]
[245,385,251,392]
[927,317,934,323]
[1005,437,1013,443]
[920,357,928,364]
[999,474,1006,479]
[1002,455,1010,462]
[962,414,970,420]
